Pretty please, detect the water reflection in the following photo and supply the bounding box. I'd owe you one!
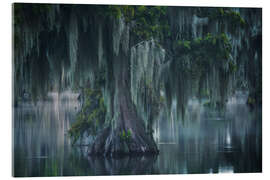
[86,154,157,175]
[13,92,80,176]
[154,91,262,174]
[13,91,261,176]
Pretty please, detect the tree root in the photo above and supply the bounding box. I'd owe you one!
[88,126,159,157]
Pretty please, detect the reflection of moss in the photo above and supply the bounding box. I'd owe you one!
[44,159,59,176]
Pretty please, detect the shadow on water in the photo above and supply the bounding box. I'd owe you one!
[13,91,262,176]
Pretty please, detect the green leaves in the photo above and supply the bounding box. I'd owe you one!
[68,87,106,145]
[119,129,132,141]
[132,6,168,40]
[101,5,169,41]
[174,32,236,78]
[177,40,191,50]
[209,8,246,34]
[107,5,122,19]
[183,41,191,49]
[137,6,146,14]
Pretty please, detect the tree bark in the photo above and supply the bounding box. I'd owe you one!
[88,49,159,157]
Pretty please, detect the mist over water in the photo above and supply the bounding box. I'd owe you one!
[13,91,261,176]
[154,91,261,174]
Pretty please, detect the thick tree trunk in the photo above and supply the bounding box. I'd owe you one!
[88,50,159,157]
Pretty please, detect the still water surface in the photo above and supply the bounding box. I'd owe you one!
[13,91,262,176]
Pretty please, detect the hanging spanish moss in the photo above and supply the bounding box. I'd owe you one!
[13,3,261,161]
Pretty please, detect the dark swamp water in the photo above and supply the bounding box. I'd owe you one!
[13,91,262,176]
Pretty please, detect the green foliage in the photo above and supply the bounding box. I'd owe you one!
[174,33,233,68]
[106,5,122,19]
[228,60,237,73]
[104,5,169,41]
[68,87,106,145]
[177,40,191,50]
[132,6,169,40]
[209,8,246,34]
[103,5,136,21]
[210,8,246,25]
[127,129,132,137]
[119,129,132,141]
[173,32,236,103]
